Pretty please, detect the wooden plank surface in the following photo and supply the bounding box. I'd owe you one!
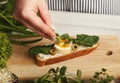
[7,35,120,80]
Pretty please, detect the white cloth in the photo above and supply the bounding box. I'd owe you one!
[46,0,120,15]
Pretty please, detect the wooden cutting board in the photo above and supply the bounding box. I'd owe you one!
[7,35,120,80]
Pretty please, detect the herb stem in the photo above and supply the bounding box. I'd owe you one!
[7,33,39,38]
[0,13,34,34]
[0,24,22,32]
[10,38,43,45]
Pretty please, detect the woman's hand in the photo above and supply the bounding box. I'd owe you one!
[13,0,56,41]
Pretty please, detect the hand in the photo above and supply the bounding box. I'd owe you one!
[13,0,56,40]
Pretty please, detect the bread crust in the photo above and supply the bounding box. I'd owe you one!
[35,43,99,66]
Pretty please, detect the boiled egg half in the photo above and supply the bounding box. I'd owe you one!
[54,39,72,54]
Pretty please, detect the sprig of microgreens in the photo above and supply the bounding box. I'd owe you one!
[89,68,114,83]
[34,66,84,83]
[34,67,114,83]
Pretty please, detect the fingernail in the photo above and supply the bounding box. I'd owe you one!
[49,37,56,42]
[51,24,55,31]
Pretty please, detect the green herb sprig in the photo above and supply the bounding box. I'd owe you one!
[89,68,114,83]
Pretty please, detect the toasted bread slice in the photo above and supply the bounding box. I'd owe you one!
[35,42,99,66]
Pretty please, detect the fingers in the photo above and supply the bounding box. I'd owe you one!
[24,13,56,39]
[14,11,56,40]
[13,0,56,40]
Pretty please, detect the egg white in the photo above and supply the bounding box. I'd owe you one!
[54,43,72,55]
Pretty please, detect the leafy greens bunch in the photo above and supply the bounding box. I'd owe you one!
[0,0,42,45]
[0,32,12,68]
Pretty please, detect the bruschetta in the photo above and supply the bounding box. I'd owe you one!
[28,33,99,66]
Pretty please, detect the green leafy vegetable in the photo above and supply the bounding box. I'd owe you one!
[60,66,67,75]
[60,33,72,43]
[56,33,72,44]
[82,36,99,47]
[28,45,54,56]
[0,32,12,68]
[55,34,99,47]
[72,34,99,47]
[77,34,89,40]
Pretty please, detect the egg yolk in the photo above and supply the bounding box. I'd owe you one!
[57,40,70,48]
